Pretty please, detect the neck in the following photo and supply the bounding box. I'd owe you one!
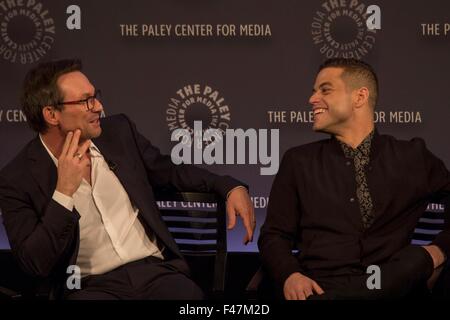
[334,122,375,149]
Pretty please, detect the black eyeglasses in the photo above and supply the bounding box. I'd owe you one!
[55,89,101,111]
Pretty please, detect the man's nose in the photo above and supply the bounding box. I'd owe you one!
[309,92,320,106]
[92,100,103,113]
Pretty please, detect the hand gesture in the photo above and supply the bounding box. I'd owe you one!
[55,130,91,197]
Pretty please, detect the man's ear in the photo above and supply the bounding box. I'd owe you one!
[353,87,370,109]
[42,106,60,127]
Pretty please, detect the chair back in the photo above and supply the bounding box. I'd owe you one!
[155,191,227,296]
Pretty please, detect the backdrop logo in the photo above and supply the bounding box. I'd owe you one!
[166,84,232,145]
[311,0,380,59]
[0,0,55,64]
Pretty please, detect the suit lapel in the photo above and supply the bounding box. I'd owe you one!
[27,136,58,200]
[27,136,80,273]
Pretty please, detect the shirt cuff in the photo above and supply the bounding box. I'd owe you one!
[226,185,248,199]
[52,190,74,211]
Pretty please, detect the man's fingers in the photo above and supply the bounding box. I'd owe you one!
[250,207,256,231]
[240,200,255,244]
[243,231,252,245]
[284,291,293,300]
[67,129,81,157]
[296,291,306,300]
[79,156,91,166]
[226,189,255,244]
[60,131,74,159]
[285,290,300,300]
[242,212,254,243]
[234,205,254,244]
[226,204,237,230]
[77,139,91,157]
[245,225,253,244]
[304,288,313,299]
[312,281,324,295]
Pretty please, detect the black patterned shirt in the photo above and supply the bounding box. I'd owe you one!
[340,130,375,229]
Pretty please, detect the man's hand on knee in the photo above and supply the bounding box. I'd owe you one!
[283,272,324,300]
[422,245,446,269]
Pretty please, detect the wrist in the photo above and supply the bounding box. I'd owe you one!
[226,185,248,199]
[56,186,75,197]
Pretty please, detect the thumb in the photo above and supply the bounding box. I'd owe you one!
[312,281,324,295]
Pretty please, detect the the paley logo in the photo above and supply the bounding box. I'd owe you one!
[311,0,381,59]
[0,0,56,64]
[166,84,232,147]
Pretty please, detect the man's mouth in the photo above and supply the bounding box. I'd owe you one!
[313,108,327,117]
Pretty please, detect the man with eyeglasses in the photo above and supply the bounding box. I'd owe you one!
[0,59,255,300]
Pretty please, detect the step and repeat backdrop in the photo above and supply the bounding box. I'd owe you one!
[0,0,449,252]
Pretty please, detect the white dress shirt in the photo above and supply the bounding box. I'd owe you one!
[40,136,164,277]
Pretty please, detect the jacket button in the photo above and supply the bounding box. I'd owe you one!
[350,197,355,203]
[346,161,351,166]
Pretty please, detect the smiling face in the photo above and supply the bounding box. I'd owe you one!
[309,67,355,135]
[55,71,103,140]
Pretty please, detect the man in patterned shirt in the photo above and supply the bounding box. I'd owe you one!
[259,58,450,300]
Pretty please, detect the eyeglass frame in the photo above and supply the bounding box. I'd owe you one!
[54,89,101,111]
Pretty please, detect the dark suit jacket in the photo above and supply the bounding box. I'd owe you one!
[0,114,242,297]
[259,131,450,288]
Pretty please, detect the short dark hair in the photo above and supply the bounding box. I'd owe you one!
[21,59,82,133]
[318,58,379,109]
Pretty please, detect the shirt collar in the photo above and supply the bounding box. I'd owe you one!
[338,129,375,159]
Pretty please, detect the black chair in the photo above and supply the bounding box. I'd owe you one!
[0,191,228,300]
[0,248,51,300]
[246,195,450,300]
[0,250,22,300]
[155,191,227,299]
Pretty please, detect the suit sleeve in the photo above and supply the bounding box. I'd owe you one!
[0,176,79,278]
[418,140,450,256]
[121,114,246,199]
[258,149,303,288]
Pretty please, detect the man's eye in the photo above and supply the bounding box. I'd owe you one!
[322,88,331,94]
